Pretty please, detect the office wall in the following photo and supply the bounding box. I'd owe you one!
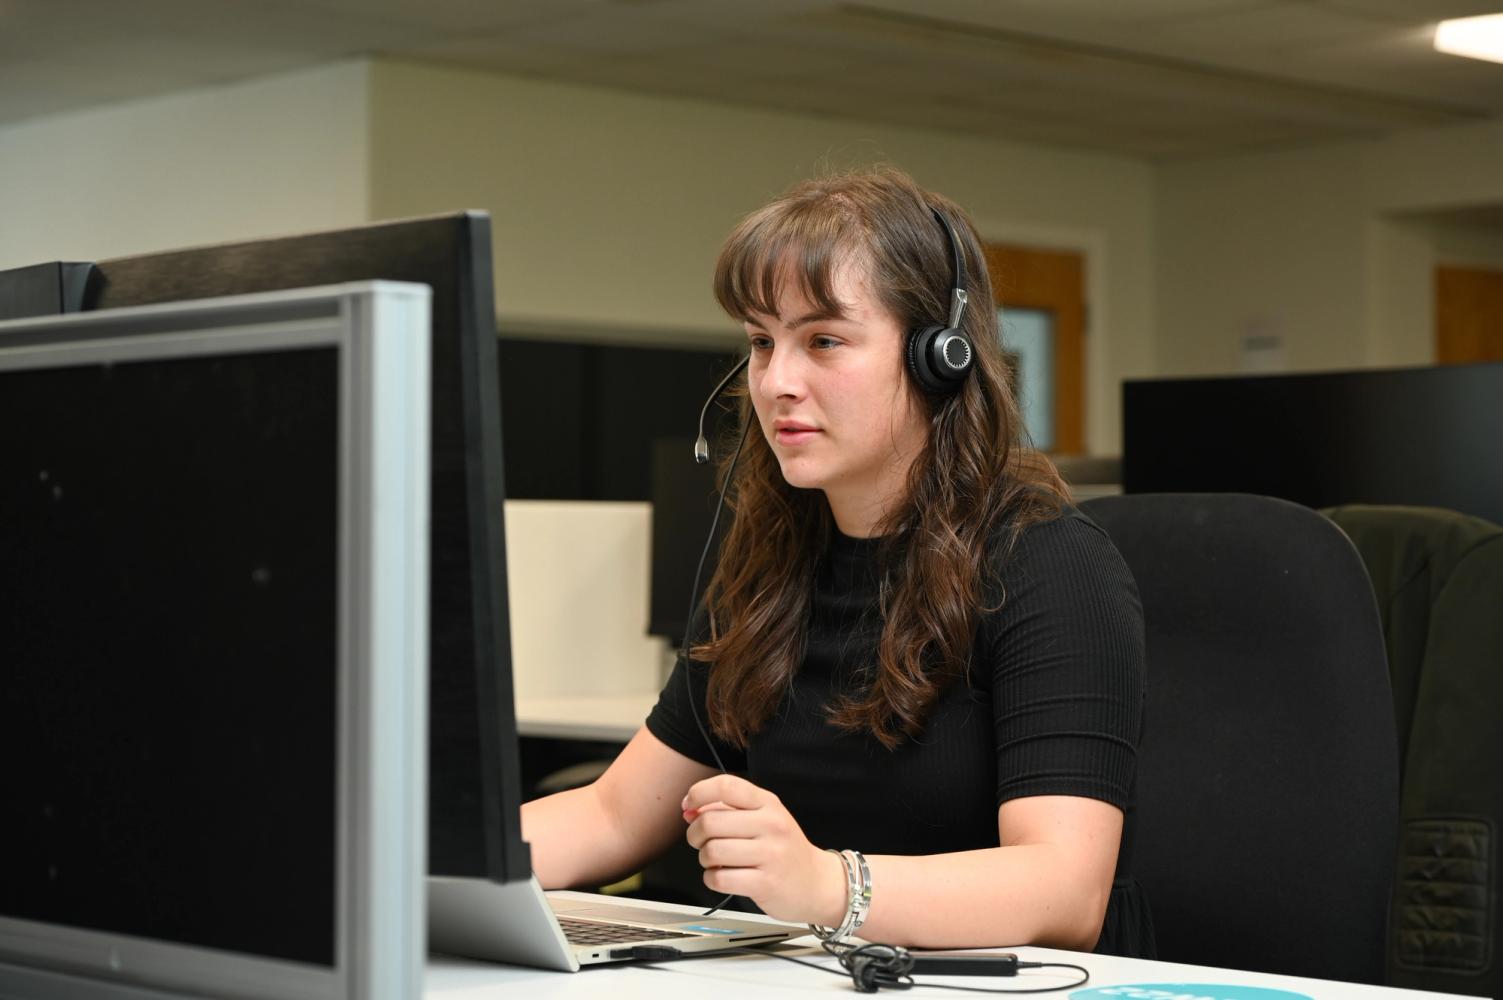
[0,54,1156,455]
[0,61,370,269]
[1155,142,1371,376]
[1367,117,1503,213]
[1365,215,1435,369]
[1431,219,1503,269]
[1156,118,1503,376]
[18,54,1496,449]
[366,59,1155,456]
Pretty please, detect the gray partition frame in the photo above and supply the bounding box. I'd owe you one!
[0,283,430,1000]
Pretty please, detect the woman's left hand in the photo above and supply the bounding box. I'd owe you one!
[681,774,847,926]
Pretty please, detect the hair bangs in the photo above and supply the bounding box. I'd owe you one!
[714,199,865,324]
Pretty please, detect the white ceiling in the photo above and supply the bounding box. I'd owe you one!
[4,0,1503,159]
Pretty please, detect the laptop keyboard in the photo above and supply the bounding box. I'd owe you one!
[557,916,697,946]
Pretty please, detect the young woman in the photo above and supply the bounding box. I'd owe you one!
[521,166,1150,956]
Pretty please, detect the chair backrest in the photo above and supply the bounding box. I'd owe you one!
[1323,504,1503,998]
[1079,493,1399,985]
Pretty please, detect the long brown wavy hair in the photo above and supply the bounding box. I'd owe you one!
[694,166,1069,750]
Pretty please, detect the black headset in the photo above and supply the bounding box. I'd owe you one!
[904,206,975,395]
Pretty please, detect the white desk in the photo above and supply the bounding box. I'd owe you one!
[505,692,1460,1000]
[426,950,1463,1000]
[514,692,658,742]
[427,894,1464,1000]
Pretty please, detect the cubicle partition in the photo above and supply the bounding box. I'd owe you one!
[1122,361,1503,524]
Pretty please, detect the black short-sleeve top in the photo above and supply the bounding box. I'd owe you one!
[645,507,1149,948]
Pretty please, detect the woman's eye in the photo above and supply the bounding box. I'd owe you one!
[748,336,772,351]
[812,335,840,350]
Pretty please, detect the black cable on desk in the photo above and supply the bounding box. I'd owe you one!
[627,941,1090,994]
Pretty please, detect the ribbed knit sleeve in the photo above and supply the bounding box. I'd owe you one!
[984,511,1145,809]
[645,652,748,772]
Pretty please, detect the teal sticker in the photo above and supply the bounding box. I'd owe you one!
[1073,985,1312,1000]
[680,924,739,935]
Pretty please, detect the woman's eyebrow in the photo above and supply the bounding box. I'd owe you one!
[745,309,848,331]
[786,309,846,329]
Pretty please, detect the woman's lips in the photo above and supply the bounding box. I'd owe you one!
[775,427,819,446]
[775,424,823,445]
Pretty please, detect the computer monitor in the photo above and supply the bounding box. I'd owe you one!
[78,213,529,883]
[648,436,727,646]
[496,340,741,502]
[1121,362,1503,526]
[0,261,95,320]
[0,283,430,999]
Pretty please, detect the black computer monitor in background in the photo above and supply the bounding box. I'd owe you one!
[648,436,731,647]
[0,261,95,320]
[81,213,529,884]
[1122,362,1503,526]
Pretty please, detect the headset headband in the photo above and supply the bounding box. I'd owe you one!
[929,207,968,331]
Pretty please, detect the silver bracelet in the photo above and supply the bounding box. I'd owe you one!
[808,848,871,942]
[841,848,872,937]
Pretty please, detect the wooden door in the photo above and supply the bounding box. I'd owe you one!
[982,244,1087,455]
[1436,265,1503,364]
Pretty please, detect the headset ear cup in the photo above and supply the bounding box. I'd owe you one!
[906,325,946,394]
[906,325,973,394]
[937,329,974,378]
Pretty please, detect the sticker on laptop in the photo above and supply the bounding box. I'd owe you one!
[1073,985,1312,1000]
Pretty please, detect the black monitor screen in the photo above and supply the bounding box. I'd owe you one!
[0,348,339,966]
[1122,361,1503,526]
[648,437,727,645]
[84,214,528,883]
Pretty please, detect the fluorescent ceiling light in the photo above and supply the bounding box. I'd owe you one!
[1434,13,1503,65]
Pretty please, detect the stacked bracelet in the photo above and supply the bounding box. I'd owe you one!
[809,848,872,942]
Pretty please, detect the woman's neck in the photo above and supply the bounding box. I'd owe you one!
[824,480,907,539]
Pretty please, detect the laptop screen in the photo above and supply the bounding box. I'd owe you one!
[0,347,340,966]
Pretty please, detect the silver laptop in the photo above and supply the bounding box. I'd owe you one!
[428,876,802,970]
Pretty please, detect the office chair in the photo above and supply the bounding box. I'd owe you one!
[1323,504,1503,999]
[1079,493,1398,985]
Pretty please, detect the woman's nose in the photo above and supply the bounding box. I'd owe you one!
[760,345,805,399]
